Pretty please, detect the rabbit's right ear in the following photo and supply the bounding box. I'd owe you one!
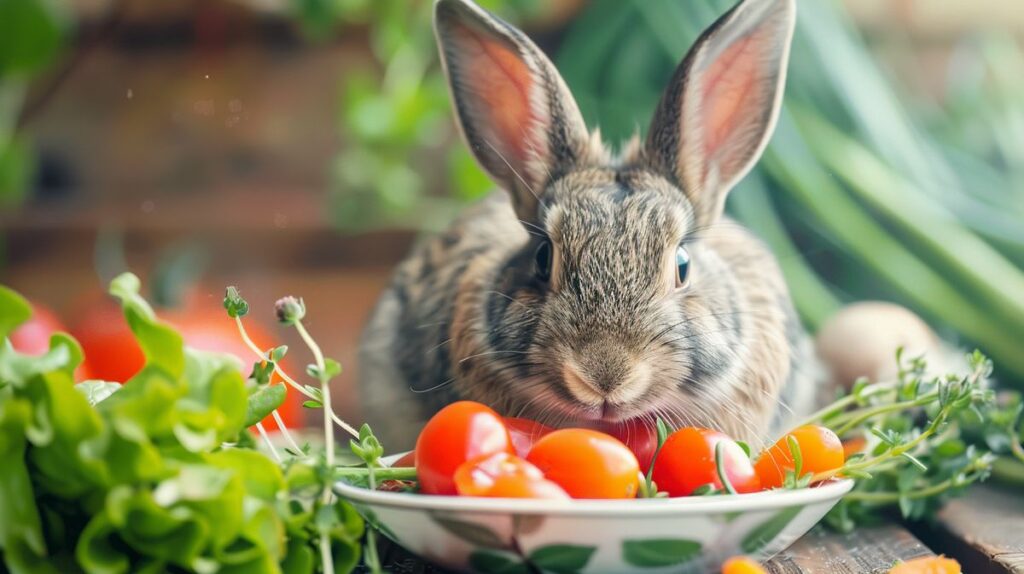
[434,0,590,222]
[645,0,796,227]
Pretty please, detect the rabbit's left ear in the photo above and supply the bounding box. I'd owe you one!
[645,0,795,226]
[434,0,590,222]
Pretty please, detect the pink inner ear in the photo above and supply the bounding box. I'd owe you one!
[700,35,762,167]
[451,22,544,169]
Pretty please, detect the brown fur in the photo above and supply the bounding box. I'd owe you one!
[359,0,823,451]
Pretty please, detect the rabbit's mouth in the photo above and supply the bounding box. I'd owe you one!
[561,399,653,428]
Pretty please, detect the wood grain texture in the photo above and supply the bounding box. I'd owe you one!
[763,525,934,574]
[914,484,1024,574]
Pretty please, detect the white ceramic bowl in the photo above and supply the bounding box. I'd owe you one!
[334,477,854,573]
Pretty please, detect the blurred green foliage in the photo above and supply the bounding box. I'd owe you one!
[289,0,540,230]
[0,0,66,206]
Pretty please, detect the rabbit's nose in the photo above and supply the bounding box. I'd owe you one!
[562,355,652,407]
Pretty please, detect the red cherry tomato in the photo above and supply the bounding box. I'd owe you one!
[392,451,416,468]
[652,427,760,497]
[71,295,303,429]
[526,429,640,499]
[754,425,844,489]
[415,401,513,495]
[503,417,554,457]
[454,452,569,499]
[10,302,93,381]
[70,297,146,383]
[607,420,658,474]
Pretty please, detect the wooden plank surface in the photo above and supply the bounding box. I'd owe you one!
[358,524,934,573]
[764,525,934,573]
[913,484,1024,574]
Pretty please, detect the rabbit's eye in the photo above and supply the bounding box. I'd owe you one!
[675,245,691,288]
[535,240,553,281]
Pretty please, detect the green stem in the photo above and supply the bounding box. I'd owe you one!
[829,395,935,437]
[363,462,384,574]
[234,316,359,439]
[295,320,334,470]
[816,411,948,483]
[254,422,282,464]
[843,458,991,503]
[764,116,1024,378]
[294,318,337,574]
[796,382,898,429]
[231,315,306,454]
[335,467,417,481]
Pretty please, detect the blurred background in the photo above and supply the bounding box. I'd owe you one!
[2,0,1024,427]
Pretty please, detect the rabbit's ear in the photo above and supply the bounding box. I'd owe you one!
[645,0,795,225]
[434,0,589,221]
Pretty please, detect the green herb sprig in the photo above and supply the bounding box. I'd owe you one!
[791,349,1005,531]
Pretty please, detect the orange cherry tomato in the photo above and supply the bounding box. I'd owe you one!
[10,302,93,381]
[721,556,768,574]
[454,452,569,499]
[503,417,554,457]
[842,436,867,459]
[651,427,760,497]
[754,425,844,489]
[888,556,961,574]
[526,429,640,499]
[415,401,513,495]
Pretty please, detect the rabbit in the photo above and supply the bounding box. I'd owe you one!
[359,0,829,452]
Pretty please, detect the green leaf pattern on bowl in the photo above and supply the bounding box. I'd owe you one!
[622,538,702,568]
[741,505,804,554]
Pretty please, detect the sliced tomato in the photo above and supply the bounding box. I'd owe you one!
[415,401,513,495]
[454,452,568,499]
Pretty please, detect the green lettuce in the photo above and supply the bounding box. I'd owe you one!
[0,274,362,573]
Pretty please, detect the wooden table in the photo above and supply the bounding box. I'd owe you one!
[355,484,1024,573]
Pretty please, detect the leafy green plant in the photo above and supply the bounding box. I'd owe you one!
[0,277,365,573]
[285,0,540,231]
[0,0,66,205]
